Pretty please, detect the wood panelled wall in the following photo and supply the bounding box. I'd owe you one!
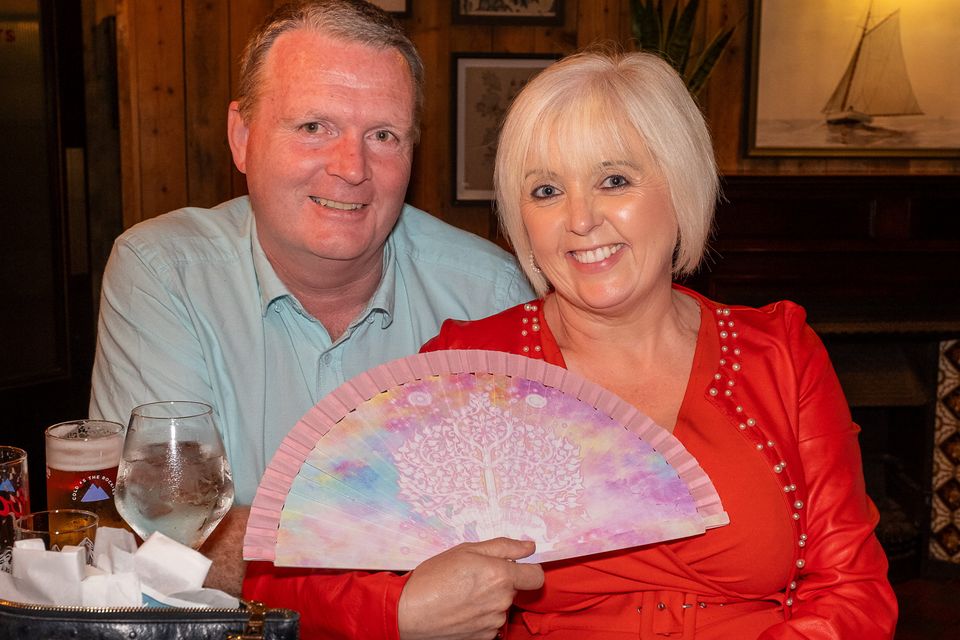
[114,0,959,238]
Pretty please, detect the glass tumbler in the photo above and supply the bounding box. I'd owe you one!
[15,508,98,563]
[0,446,30,573]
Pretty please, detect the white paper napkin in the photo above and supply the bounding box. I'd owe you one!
[134,532,212,596]
[0,527,234,609]
[11,540,84,605]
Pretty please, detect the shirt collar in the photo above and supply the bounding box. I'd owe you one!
[368,235,396,329]
[251,222,293,316]
[251,216,397,328]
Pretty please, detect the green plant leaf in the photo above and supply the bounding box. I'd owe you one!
[629,0,736,95]
[686,26,734,94]
[665,0,700,75]
[631,0,662,53]
[664,1,678,53]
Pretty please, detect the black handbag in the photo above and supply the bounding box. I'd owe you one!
[0,598,299,639]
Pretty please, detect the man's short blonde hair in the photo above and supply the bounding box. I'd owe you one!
[236,0,424,141]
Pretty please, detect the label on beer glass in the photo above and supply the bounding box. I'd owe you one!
[45,421,127,530]
[0,480,28,521]
[0,446,30,573]
[46,466,118,509]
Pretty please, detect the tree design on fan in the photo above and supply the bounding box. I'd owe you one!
[243,350,730,570]
[394,391,583,547]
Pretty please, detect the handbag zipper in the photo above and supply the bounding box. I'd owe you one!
[0,596,295,616]
[0,598,297,640]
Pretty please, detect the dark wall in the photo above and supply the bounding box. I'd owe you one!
[0,0,104,510]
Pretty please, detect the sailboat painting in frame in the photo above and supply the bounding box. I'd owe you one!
[747,0,960,157]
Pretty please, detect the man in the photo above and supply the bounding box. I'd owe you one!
[90,1,542,637]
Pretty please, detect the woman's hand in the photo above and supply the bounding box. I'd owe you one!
[398,538,545,640]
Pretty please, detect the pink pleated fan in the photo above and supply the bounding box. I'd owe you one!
[244,350,728,570]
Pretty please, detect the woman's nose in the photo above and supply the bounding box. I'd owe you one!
[566,194,601,235]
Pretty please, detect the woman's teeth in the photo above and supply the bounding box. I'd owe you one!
[571,244,623,264]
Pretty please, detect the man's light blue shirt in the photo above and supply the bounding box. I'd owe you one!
[90,196,533,503]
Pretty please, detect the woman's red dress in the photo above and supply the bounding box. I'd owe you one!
[245,286,897,639]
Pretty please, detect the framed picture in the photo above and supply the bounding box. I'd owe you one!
[452,53,558,203]
[747,0,960,157]
[454,1,564,26]
[369,0,409,18]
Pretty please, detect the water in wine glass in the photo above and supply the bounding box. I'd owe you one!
[114,401,235,549]
[115,441,234,548]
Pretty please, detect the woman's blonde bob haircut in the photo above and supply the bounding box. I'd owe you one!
[494,48,718,296]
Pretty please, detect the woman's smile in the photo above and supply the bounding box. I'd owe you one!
[569,243,625,264]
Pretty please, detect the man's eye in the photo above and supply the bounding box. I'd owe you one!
[532,184,559,198]
[374,130,397,143]
[601,174,629,188]
[301,122,321,134]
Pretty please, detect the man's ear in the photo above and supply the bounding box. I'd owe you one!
[227,101,249,174]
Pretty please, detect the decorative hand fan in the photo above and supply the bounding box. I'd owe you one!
[244,350,729,570]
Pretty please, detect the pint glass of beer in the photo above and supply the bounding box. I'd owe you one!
[45,420,126,530]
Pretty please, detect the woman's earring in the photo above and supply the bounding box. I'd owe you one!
[528,251,541,274]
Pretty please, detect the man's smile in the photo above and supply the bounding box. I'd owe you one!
[309,196,365,211]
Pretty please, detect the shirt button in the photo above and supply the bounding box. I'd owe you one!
[322,354,332,365]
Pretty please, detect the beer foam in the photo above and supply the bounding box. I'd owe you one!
[46,422,124,472]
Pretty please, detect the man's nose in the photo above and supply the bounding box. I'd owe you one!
[326,133,369,184]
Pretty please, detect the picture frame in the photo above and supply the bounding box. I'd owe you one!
[453,1,564,26]
[452,53,558,204]
[369,0,410,18]
[746,0,960,157]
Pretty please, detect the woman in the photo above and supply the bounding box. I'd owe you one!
[421,49,897,639]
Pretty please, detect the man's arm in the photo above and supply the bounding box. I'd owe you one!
[201,506,248,596]
[90,236,214,423]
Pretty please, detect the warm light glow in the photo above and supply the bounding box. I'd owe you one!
[757,0,960,119]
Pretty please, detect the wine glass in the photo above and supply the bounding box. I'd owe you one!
[114,401,235,548]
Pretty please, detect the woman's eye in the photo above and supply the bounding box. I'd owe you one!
[531,184,559,198]
[601,174,629,188]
